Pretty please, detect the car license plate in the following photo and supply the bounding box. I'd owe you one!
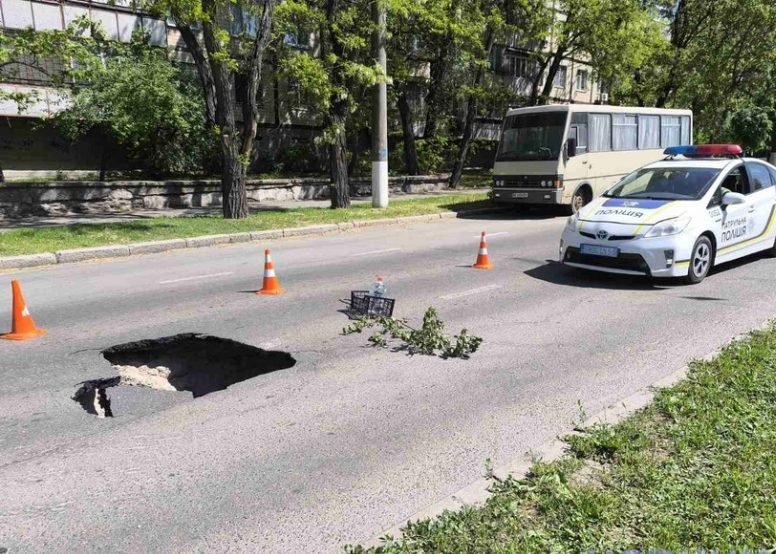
[580,244,619,258]
[512,192,528,198]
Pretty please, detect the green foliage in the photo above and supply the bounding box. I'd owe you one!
[347,324,776,552]
[56,43,215,176]
[724,105,774,154]
[342,307,483,359]
[618,0,776,146]
[275,0,381,142]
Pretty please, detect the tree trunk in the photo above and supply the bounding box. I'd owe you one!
[449,96,476,189]
[99,141,108,181]
[221,137,248,218]
[537,47,566,105]
[329,98,350,209]
[398,91,420,175]
[449,29,494,189]
[423,55,447,139]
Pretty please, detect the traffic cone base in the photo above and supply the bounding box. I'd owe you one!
[472,231,493,270]
[257,249,285,295]
[1,280,47,341]
[1,328,47,341]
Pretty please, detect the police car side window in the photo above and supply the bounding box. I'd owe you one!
[746,162,773,192]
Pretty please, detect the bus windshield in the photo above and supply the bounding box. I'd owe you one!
[496,112,568,162]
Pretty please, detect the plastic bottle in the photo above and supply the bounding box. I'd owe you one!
[369,275,387,297]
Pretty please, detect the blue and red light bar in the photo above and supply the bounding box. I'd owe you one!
[664,144,743,157]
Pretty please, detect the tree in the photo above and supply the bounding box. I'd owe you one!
[145,0,276,218]
[607,0,776,150]
[448,0,550,188]
[55,42,214,177]
[276,0,381,208]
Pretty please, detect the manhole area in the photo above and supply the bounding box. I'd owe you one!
[74,333,296,418]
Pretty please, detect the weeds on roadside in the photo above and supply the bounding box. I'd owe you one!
[342,307,482,359]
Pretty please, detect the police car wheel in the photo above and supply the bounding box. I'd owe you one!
[685,236,713,284]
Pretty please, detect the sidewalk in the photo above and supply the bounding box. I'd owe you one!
[0,188,489,231]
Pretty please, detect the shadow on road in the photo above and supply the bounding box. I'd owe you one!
[443,201,563,221]
[524,260,675,291]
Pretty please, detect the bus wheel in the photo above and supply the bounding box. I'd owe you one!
[564,187,590,215]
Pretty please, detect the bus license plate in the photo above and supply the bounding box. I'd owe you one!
[512,192,528,198]
[580,244,619,258]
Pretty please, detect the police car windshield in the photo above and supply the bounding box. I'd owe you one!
[604,167,721,200]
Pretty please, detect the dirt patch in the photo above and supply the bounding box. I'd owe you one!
[73,333,296,417]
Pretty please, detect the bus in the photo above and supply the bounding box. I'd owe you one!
[492,104,693,214]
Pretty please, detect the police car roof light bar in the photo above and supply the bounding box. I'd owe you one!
[663,144,743,159]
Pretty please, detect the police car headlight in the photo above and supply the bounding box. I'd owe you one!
[644,215,692,238]
[565,214,579,232]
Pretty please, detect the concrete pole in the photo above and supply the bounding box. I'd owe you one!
[371,0,389,208]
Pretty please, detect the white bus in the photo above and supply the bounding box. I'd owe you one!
[492,104,693,214]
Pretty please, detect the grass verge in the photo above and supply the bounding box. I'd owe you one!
[0,194,488,257]
[349,325,776,552]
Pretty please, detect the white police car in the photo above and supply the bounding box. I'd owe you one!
[560,144,776,284]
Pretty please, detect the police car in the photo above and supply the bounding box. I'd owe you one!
[560,144,776,284]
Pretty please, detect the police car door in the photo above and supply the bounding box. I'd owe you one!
[743,162,776,250]
[715,165,751,254]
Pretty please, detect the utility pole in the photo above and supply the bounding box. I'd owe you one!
[371,0,388,208]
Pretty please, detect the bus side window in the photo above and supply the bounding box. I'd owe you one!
[570,112,588,154]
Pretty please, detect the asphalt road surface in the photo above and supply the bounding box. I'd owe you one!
[3,211,776,553]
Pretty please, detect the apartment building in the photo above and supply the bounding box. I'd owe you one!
[0,0,325,178]
[0,0,606,178]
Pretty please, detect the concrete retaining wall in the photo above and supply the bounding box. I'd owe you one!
[0,175,450,218]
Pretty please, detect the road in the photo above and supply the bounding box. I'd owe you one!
[2,210,776,553]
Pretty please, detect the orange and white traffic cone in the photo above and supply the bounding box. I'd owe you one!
[1,280,47,340]
[472,231,493,270]
[258,249,285,295]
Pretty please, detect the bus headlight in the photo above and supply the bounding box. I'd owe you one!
[644,215,691,238]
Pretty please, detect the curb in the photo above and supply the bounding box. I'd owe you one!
[361,341,734,548]
[0,207,503,271]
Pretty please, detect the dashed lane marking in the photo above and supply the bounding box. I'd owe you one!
[348,248,402,257]
[439,284,503,300]
[159,272,234,284]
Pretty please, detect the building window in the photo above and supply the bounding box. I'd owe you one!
[553,66,567,89]
[284,29,310,50]
[507,53,533,78]
[576,69,588,91]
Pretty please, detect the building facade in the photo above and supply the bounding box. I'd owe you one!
[0,0,605,179]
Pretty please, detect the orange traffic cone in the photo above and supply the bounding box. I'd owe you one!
[258,249,285,295]
[472,231,493,270]
[1,280,47,340]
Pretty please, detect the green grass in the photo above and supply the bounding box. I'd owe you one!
[349,326,776,553]
[0,194,489,256]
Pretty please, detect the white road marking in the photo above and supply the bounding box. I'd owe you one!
[473,232,509,239]
[440,284,503,300]
[349,248,401,257]
[159,272,234,284]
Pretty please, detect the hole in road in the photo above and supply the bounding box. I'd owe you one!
[73,333,296,418]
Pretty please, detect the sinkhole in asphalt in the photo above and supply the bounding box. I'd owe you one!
[73,333,296,418]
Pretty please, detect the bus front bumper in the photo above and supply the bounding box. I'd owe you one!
[492,188,563,205]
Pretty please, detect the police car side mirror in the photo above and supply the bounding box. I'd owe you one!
[722,192,746,206]
[567,138,577,158]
